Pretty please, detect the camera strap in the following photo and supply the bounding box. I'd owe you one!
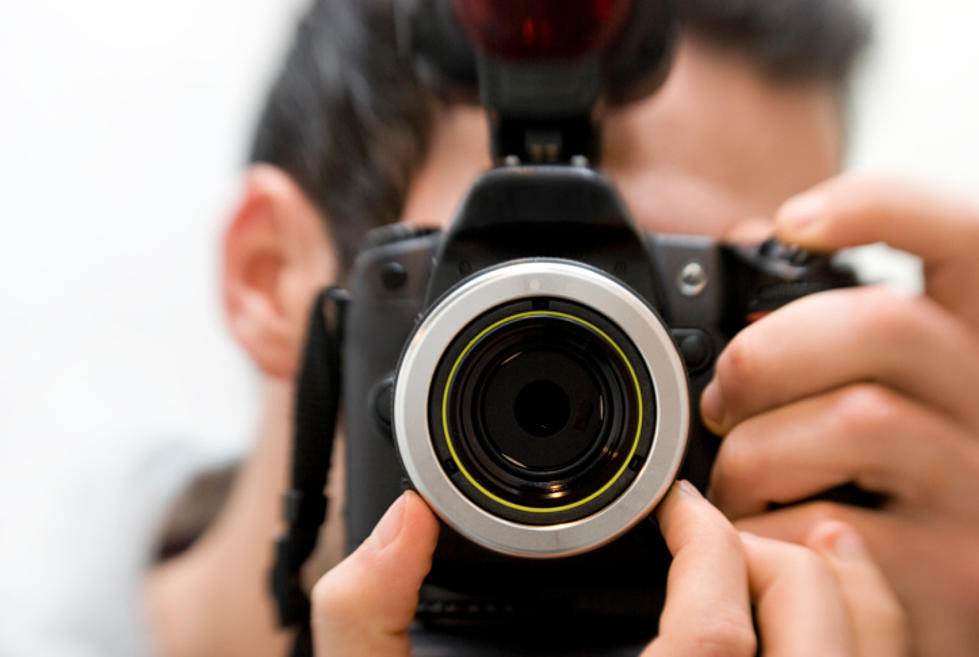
[270,286,349,657]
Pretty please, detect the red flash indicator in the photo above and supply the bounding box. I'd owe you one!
[453,0,632,59]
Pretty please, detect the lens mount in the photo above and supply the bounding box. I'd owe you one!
[394,259,689,558]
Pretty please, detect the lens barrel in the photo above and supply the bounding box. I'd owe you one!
[429,299,655,525]
[394,260,689,557]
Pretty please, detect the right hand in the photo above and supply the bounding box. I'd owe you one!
[643,480,909,657]
[310,491,440,657]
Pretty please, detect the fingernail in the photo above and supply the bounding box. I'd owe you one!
[371,492,407,548]
[675,479,703,499]
[701,379,725,429]
[779,192,826,234]
[830,527,869,560]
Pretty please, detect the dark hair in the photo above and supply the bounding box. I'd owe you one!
[249,0,433,272]
[681,0,871,83]
[249,0,871,274]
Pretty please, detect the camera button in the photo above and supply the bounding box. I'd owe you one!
[380,261,408,291]
[370,377,395,438]
[672,329,713,373]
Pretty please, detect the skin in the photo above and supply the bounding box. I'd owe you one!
[709,178,979,656]
[312,485,907,657]
[147,32,979,656]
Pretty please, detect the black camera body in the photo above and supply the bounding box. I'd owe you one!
[342,164,853,637]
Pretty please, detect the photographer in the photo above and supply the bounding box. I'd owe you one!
[146,1,979,656]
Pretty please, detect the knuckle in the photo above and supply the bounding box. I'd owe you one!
[715,333,759,401]
[786,542,832,578]
[831,383,904,437]
[810,500,844,522]
[684,619,758,657]
[800,500,851,529]
[828,383,938,495]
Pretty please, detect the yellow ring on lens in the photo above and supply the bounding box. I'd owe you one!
[439,310,645,514]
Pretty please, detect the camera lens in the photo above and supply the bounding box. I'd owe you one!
[429,297,655,525]
[394,260,690,556]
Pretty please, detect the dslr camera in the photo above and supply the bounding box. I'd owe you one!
[274,0,856,653]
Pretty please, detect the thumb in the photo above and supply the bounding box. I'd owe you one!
[310,491,440,657]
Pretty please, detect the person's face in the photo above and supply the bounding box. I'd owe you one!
[401,36,843,241]
[223,35,844,382]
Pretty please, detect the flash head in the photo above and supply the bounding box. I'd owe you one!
[399,0,678,163]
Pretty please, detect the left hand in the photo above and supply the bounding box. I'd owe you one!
[644,481,908,657]
[703,174,979,657]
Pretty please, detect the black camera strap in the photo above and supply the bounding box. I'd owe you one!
[270,286,348,657]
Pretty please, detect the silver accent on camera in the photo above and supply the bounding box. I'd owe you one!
[678,260,708,297]
[393,260,690,558]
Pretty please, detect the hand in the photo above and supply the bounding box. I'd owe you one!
[643,481,907,657]
[704,174,979,657]
[312,484,906,657]
[310,491,439,657]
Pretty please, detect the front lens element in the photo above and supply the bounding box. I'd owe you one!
[429,298,655,525]
[513,379,571,439]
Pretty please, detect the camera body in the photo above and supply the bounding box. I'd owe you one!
[342,164,853,631]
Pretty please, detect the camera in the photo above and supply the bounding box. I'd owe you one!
[272,0,858,652]
[342,177,854,637]
[338,0,855,639]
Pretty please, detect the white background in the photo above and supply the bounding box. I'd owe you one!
[0,0,977,650]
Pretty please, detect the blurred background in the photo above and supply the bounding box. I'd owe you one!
[0,0,977,652]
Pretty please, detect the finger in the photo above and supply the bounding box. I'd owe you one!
[733,502,908,584]
[709,383,979,520]
[739,531,852,657]
[311,492,439,657]
[806,522,911,657]
[700,285,979,435]
[775,174,979,268]
[723,216,775,245]
[738,504,979,657]
[774,174,979,328]
[641,481,756,657]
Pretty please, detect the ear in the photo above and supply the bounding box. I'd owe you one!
[223,164,337,379]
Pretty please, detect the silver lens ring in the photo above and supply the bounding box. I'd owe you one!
[393,259,689,558]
